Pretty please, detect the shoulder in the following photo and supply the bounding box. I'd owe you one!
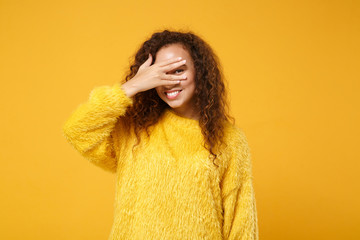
[222,120,249,149]
[221,120,252,171]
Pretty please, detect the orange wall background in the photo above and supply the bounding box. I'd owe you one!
[1,0,359,239]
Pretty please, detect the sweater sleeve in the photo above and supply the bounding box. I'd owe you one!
[221,128,259,240]
[62,83,134,173]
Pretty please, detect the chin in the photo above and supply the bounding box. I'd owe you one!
[165,102,181,108]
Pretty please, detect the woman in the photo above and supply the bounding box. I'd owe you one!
[62,29,259,240]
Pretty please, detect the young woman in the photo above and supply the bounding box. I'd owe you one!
[62,29,259,240]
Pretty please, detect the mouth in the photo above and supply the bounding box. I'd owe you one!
[164,89,182,99]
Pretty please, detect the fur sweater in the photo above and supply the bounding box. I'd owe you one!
[62,83,259,240]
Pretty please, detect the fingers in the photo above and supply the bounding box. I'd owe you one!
[161,72,187,81]
[157,56,184,67]
[164,80,182,85]
[139,54,152,70]
[161,59,186,72]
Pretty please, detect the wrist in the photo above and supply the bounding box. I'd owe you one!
[121,81,138,98]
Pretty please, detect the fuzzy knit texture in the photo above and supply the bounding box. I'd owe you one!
[62,83,259,240]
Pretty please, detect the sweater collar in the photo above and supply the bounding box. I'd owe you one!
[159,108,205,152]
[161,108,201,131]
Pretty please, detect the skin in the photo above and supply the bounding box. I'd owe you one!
[154,43,199,120]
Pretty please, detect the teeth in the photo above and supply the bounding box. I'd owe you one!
[166,90,180,96]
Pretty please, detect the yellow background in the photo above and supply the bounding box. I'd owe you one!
[1,0,359,239]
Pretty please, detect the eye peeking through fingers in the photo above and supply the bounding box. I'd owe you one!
[166,69,184,75]
[173,69,184,74]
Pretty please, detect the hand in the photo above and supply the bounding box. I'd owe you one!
[122,54,187,98]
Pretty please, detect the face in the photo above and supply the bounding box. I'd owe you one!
[154,43,197,115]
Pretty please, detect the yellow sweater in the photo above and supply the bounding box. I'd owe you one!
[62,83,259,240]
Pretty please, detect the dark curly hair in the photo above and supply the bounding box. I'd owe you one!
[121,29,235,167]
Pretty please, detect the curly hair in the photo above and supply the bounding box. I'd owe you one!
[121,29,235,167]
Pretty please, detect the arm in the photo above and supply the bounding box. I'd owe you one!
[62,83,134,173]
[221,128,259,240]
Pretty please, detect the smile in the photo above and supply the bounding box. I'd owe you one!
[165,90,182,99]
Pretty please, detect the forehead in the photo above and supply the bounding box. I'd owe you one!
[155,43,191,62]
